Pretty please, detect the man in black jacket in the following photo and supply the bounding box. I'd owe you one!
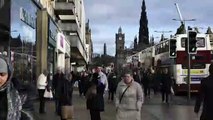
[107,71,118,101]
[161,68,172,103]
[52,68,65,115]
[194,63,213,120]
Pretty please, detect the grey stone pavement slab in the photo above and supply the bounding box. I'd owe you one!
[33,91,201,120]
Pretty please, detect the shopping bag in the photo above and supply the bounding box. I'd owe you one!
[74,81,78,88]
[43,89,53,98]
[171,87,174,95]
[61,105,74,119]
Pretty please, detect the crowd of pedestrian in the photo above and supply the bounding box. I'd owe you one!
[1,52,213,120]
[131,67,174,104]
[0,55,174,120]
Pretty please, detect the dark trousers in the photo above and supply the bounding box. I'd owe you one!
[153,85,159,95]
[162,90,169,103]
[60,116,66,120]
[144,84,150,97]
[108,90,115,101]
[90,110,101,120]
[55,99,60,115]
[200,113,208,120]
[78,82,84,96]
[38,89,45,113]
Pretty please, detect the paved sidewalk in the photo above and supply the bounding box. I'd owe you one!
[33,91,200,120]
[33,91,116,120]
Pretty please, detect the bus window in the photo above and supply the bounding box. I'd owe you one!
[196,37,205,47]
[155,45,160,55]
[181,37,205,47]
[181,38,187,48]
[159,44,163,53]
[165,41,169,51]
[162,43,165,52]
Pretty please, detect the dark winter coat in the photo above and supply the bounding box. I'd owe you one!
[108,72,118,92]
[52,73,65,99]
[19,82,37,120]
[153,72,162,88]
[142,72,149,86]
[86,73,105,111]
[194,75,213,120]
[11,76,37,120]
[133,74,141,84]
[81,75,89,94]
[0,81,24,120]
[0,56,32,120]
[85,74,92,94]
[59,78,74,106]
[161,73,172,93]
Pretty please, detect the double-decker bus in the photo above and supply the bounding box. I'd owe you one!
[154,34,211,93]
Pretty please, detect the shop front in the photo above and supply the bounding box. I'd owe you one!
[48,18,57,75]
[10,0,40,83]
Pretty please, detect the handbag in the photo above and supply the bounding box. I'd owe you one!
[61,105,74,119]
[43,89,53,98]
[85,84,97,99]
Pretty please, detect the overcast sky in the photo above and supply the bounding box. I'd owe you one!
[84,0,213,56]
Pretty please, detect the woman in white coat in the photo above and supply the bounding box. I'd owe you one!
[115,72,144,120]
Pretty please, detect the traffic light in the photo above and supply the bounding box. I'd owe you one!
[188,31,197,54]
[169,39,177,58]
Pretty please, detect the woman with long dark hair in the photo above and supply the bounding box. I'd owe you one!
[86,72,105,120]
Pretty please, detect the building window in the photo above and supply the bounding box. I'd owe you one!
[10,0,37,83]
